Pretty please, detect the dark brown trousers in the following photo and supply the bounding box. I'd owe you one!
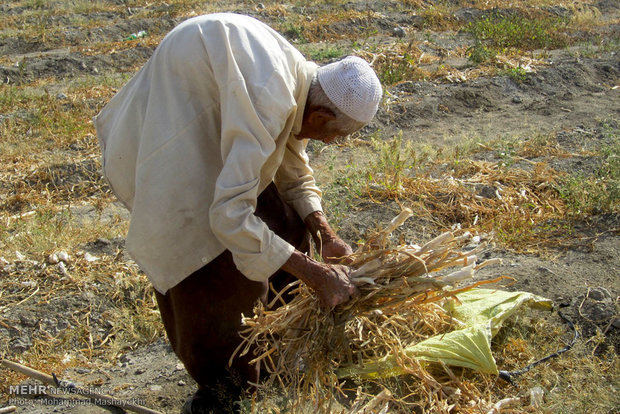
[154,183,309,408]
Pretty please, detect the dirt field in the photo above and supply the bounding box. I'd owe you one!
[1,0,618,413]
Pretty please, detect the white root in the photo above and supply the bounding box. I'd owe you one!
[474,258,503,270]
[486,396,522,414]
[454,231,472,243]
[401,244,422,254]
[464,255,477,265]
[352,277,377,286]
[439,264,475,284]
[417,232,454,254]
[357,388,392,414]
[383,208,413,235]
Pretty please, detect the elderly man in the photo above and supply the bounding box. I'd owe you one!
[95,12,382,413]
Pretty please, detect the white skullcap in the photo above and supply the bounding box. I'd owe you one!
[317,56,383,124]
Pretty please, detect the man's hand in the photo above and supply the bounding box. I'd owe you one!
[321,238,353,264]
[304,211,353,263]
[281,250,358,308]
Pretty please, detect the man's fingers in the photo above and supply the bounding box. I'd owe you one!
[325,254,354,265]
[324,255,341,264]
[313,263,359,309]
[321,239,353,264]
[340,255,354,265]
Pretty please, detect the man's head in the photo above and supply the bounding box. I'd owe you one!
[297,56,382,143]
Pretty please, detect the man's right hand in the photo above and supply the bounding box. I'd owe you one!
[281,250,358,308]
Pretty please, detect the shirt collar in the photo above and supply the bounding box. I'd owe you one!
[292,60,319,137]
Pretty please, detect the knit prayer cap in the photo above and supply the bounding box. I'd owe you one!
[317,56,383,124]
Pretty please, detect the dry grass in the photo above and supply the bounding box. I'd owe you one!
[0,238,162,395]
[0,61,160,402]
[493,315,620,413]
[233,209,619,413]
[234,211,511,412]
[404,161,568,252]
[349,130,620,253]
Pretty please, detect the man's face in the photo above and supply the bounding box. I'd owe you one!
[296,107,351,144]
[298,123,348,144]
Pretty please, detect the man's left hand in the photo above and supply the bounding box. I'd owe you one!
[321,237,353,264]
[304,211,353,263]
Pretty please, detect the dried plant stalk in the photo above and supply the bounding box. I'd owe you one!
[233,209,504,412]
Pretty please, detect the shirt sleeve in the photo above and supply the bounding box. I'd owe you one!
[209,77,296,282]
[275,138,323,220]
[206,15,326,282]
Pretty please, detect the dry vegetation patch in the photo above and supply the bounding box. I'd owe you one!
[234,212,514,412]
[318,125,619,253]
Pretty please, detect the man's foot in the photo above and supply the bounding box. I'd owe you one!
[181,386,238,414]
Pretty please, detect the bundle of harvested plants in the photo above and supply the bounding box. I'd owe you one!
[232,208,505,412]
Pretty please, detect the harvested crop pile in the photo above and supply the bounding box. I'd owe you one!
[233,209,516,413]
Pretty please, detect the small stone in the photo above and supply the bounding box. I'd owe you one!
[257,3,265,9]
[48,253,59,264]
[588,287,611,301]
[587,303,615,322]
[177,380,186,386]
[0,258,9,272]
[529,386,544,407]
[134,368,146,375]
[149,384,162,392]
[11,337,32,353]
[57,251,71,263]
[477,185,496,199]
[537,266,555,275]
[58,262,68,277]
[56,93,68,100]
[392,27,406,38]
[84,252,99,262]
[512,96,522,104]
[175,362,184,371]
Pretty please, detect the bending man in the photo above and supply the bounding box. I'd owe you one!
[95,12,382,413]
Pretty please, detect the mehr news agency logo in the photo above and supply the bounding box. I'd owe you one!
[8,383,146,408]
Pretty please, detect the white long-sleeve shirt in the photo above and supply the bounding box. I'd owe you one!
[95,13,323,294]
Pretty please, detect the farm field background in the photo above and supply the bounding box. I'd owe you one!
[0,0,618,412]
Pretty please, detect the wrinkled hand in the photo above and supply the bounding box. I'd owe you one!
[308,262,357,308]
[321,237,353,264]
[282,250,358,308]
[304,211,353,264]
